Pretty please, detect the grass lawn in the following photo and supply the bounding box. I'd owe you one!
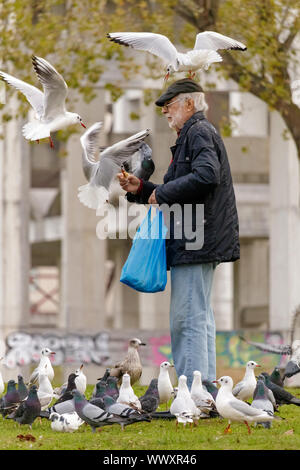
[1,384,300,451]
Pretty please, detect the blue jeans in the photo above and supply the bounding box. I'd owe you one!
[170,263,217,389]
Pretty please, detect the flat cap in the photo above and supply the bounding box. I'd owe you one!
[155,78,204,106]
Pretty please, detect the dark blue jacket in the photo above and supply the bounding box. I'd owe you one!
[127,111,240,268]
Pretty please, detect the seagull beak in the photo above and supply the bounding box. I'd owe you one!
[164,72,170,82]
[81,122,86,128]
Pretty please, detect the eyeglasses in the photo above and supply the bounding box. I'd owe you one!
[162,97,183,111]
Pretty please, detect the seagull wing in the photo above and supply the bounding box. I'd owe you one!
[229,399,265,417]
[100,128,150,164]
[239,336,292,355]
[108,32,178,64]
[194,31,247,51]
[32,55,68,119]
[80,122,103,164]
[0,71,44,118]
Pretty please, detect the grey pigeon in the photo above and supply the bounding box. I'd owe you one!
[92,380,107,400]
[259,372,300,406]
[251,379,276,429]
[0,380,21,417]
[122,142,155,181]
[103,395,151,426]
[138,378,160,413]
[42,397,76,418]
[72,389,126,433]
[89,396,106,409]
[12,385,41,429]
[91,369,110,398]
[150,410,176,420]
[105,376,119,400]
[202,379,219,401]
[78,123,151,210]
[110,337,146,385]
[53,373,78,405]
[269,367,284,387]
[17,375,29,401]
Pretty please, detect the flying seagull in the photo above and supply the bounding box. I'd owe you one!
[78,122,152,210]
[107,31,246,80]
[0,55,86,147]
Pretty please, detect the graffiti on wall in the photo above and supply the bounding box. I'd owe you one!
[2,329,289,370]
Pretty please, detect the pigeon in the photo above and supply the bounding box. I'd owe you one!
[107,31,246,80]
[103,395,151,426]
[91,368,111,399]
[251,379,276,429]
[44,398,76,418]
[110,338,146,385]
[37,368,54,410]
[122,142,155,181]
[28,347,56,386]
[214,376,275,434]
[105,376,119,400]
[138,378,160,413]
[202,379,219,401]
[52,373,78,405]
[117,373,141,409]
[0,358,4,395]
[0,380,21,418]
[17,375,29,401]
[72,389,125,433]
[259,372,300,406]
[270,367,285,387]
[78,122,151,210]
[157,361,174,410]
[232,360,261,401]
[190,370,218,417]
[170,375,200,428]
[0,56,86,147]
[239,336,300,380]
[49,411,84,432]
[12,385,41,429]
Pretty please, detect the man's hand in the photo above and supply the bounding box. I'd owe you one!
[117,172,141,194]
[148,189,157,205]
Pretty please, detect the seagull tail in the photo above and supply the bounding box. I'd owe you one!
[204,50,223,69]
[77,183,108,210]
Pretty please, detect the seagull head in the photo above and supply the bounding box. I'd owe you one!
[213,376,234,390]
[67,112,86,128]
[42,347,55,357]
[160,361,174,370]
[247,360,261,369]
[129,338,146,348]
[164,64,174,81]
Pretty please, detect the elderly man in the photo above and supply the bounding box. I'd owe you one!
[118,78,240,388]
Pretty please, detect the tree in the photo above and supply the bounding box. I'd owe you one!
[1,0,300,157]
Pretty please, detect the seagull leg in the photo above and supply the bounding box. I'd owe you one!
[49,136,54,149]
[224,423,232,434]
[244,420,251,434]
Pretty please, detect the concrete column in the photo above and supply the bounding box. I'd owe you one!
[0,97,30,337]
[269,111,300,330]
[212,262,234,331]
[60,91,107,331]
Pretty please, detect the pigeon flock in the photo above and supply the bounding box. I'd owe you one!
[0,337,300,438]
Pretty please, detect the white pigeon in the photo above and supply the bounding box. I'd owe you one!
[158,361,174,409]
[0,357,4,395]
[107,31,246,80]
[190,370,217,417]
[214,376,275,434]
[0,55,86,147]
[49,411,84,432]
[28,347,56,386]
[170,375,200,427]
[78,122,151,211]
[117,372,141,410]
[232,360,261,401]
[37,367,55,410]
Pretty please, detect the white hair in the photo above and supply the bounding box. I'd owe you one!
[177,92,208,113]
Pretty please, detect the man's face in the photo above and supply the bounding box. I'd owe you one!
[162,96,194,132]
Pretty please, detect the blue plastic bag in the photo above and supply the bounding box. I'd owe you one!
[120,207,168,293]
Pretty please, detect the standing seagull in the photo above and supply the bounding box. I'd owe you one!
[158,361,174,410]
[190,370,217,417]
[117,373,141,410]
[110,338,146,385]
[78,122,152,210]
[0,56,86,147]
[107,31,246,80]
[28,347,56,386]
[214,376,275,434]
[232,361,261,402]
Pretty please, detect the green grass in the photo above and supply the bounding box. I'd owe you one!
[1,384,300,450]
